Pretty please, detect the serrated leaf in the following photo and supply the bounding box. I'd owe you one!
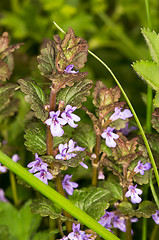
[118,201,134,216]
[0,200,41,240]
[0,98,19,116]
[153,91,159,107]
[54,27,89,71]
[56,79,93,108]
[24,120,47,155]
[0,60,11,81]
[0,83,17,111]
[42,151,86,168]
[72,123,96,152]
[37,41,56,76]
[69,187,112,221]
[103,181,123,202]
[132,61,159,91]
[141,28,159,63]
[152,108,159,132]
[92,81,121,108]
[48,71,88,93]
[18,79,49,121]
[0,32,23,60]
[110,118,129,131]
[135,201,157,218]
[30,197,67,220]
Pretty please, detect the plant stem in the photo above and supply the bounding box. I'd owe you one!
[146,86,152,133]
[92,134,101,186]
[9,171,19,207]
[55,175,72,233]
[49,219,56,240]
[150,224,159,240]
[46,84,72,235]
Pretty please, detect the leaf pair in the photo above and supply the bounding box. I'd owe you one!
[132,28,159,107]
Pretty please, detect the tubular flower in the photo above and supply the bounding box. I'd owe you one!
[27,153,48,173]
[125,184,142,204]
[134,160,151,175]
[62,174,78,195]
[64,64,79,74]
[110,107,133,122]
[98,211,114,229]
[34,169,53,185]
[101,127,119,148]
[61,105,80,128]
[152,210,159,224]
[45,110,67,137]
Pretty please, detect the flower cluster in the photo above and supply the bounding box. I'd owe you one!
[27,153,53,185]
[45,105,80,137]
[60,223,92,240]
[101,107,133,148]
[98,210,137,233]
[55,139,87,169]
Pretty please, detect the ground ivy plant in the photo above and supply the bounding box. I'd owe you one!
[0,27,159,240]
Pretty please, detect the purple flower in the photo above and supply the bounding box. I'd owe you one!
[134,160,151,175]
[125,184,142,204]
[98,211,114,229]
[62,174,78,195]
[110,107,133,122]
[34,169,53,185]
[64,65,79,74]
[45,110,67,137]
[120,122,137,136]
[27,153,48,173]
[0,189,8,202]
[0,163,7,173]
[12,154,20,162]
[101,127,119,148]
[98,170,105,180]
[68,223,92,240]
[113,216,126,232]
[79,160,88,169]
[61,105,80,128]
[55,142,77,160]
[152,210,159,224]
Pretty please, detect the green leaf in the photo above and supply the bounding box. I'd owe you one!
[141,28,159,63]
[54,27,89,71]
[92,81,121,108]
[152,108,159,132]
[31,197,69,221]
[73,123,96,152]
[0,84,17,112]
[110,118,129,131]
[135,200,157,218]
[153,91,159,107]
[37,40,56,76]
[0,200,41,240]
[132,61,159,91]
[0,98,19,117]
[42,150,86,168]
[0,225,9,240]
[18,79,49,121]
[103,180,123,202]
[118,201,134,216]
[24,120,47,155]
[69,187,112,221]
[56,79,93,108]
[0,60,11,81]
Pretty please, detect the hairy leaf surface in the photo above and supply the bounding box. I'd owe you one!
[18,79,49,121]
[69,187,112,220]
[56,79,93,108]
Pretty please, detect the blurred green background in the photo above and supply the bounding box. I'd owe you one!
[0,0,159,123]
